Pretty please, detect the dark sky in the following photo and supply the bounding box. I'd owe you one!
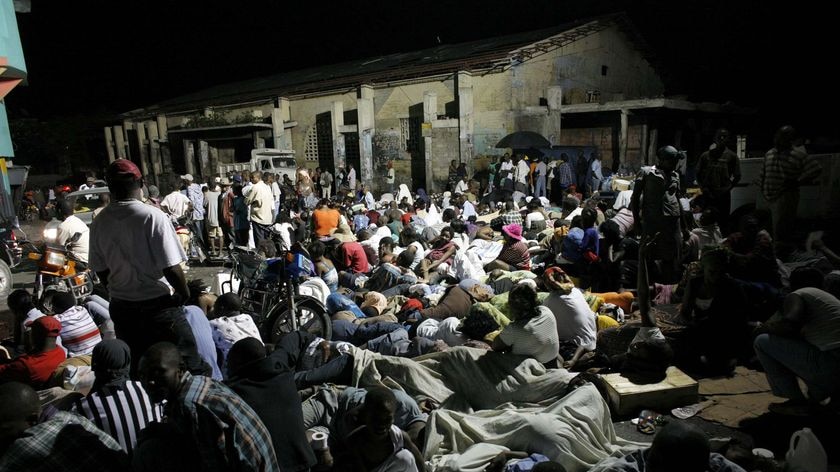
[7,0,839,144]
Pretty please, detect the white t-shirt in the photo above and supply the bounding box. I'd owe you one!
[516,161,530,185]
[245,180,274,225]
[499,306,560,364]
[454,180,469,194]
[409,241,426,270]
[160,191,190,219]
[542,288,597,351]
[89,200,187,301]
[57,214,90,263]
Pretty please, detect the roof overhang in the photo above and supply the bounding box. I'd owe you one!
[560,97,755,115]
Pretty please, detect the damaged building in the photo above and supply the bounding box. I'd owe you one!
[108,13,748,193]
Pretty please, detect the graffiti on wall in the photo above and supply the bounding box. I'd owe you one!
[372,129,402,165]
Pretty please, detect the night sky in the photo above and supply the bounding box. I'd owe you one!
[7,0,839,149]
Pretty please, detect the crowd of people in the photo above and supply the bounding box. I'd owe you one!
[1,123,838,471]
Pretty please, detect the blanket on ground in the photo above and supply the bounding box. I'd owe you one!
[352,347,643,471]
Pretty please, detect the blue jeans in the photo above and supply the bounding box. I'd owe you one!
[534,176,546,198]
[754,333,840,402]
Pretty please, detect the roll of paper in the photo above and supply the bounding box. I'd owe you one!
[310,431,329,451]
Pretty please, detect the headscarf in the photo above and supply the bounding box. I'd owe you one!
[91,339,131,391]
[360,291,388,316]
[543,266,575,295]
[416,189,430,206]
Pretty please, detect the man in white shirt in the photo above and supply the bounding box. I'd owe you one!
[590,154,604,194]
[56,200,90,264]
[346,165,357,193]
[89,159,209,376]
[160,181,191,221]
[515,157,530,195]
[386,161,396,194]
[268,173,282,218]
[205,185,222,256]
[244,171,275,249]
[454,175,469,194]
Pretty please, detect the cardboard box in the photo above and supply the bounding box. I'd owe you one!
[602,366,699,416]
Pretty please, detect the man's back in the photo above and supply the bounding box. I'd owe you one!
[57,215,90,263]
[160,191,190,219]
[171,373,279,471]
[89,200,186,301]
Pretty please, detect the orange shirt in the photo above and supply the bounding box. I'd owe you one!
[312,208,341,237]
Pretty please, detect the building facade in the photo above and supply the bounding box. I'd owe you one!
[112,14,736,193]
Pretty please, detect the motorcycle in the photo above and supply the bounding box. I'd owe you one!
[24,232,97,312]
[224,244,331,344]
[19,191,40,222]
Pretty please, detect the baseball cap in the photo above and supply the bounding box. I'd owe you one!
[31,315,61,337]
[106,159,142,182]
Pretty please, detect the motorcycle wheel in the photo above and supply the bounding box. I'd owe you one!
[0,260,12,300]
[262,295,331,344]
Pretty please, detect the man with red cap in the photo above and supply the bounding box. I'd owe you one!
[89,159,210,376]
[0,315,66,388]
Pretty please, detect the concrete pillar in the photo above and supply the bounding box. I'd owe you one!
[639,120,649,171]
[619,109,629,169]
[156,115,172,176]
[147,121,163,184]
[113,125,126,159]
[104,127,116,162]
[183,140,196,176]
[357,85,375,185]
[272,97,292,150]
[456,71,474,172]
[330,101,346,179]
[122,121,134,160]
[423,91,437,192]
[198,140,209,179]
[546,86,563,143]
[135,122,151,178]
[209,146,219,179]
[647,128,658,167]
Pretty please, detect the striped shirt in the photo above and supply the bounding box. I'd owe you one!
[55,305,102,357]
[760,147,821,201]
[72,381,161,454]
[170,372,280,471]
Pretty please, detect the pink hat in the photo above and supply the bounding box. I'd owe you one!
[502,223,523,241]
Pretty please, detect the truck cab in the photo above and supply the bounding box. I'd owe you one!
[218,148,298,182]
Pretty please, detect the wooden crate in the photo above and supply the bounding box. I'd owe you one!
[602,366,699,416]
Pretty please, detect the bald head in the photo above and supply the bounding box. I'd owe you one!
[138,342,184,403]
[0,382,41,447]
[647,422,709,472]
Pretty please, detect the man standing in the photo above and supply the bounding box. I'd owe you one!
[534,156,548,198]
[514,156,530,195]
[181,174,205,245]
[632,146,683,329]
[759,125,821,248]
[135,342,279,471]
[219,177,234,250]
[244,171,274,249]
[160,180,191,221]
[89,159,209,376]
[590,153,603,195]
[346,164,357,193]
[204,182,221,257]
[320,167,333,199]
[386,160,396,194]
[697,128,741,233]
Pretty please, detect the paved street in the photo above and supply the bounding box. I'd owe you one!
[0,218,233,340]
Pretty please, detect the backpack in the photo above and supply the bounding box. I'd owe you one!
[561,227,585,262]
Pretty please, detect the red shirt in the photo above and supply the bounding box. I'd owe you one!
[0,347,67,388]
[340,242,370,274]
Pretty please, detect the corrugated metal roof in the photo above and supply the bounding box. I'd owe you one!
[124,13,647,118]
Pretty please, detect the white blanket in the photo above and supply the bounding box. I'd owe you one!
[351,347,642,472]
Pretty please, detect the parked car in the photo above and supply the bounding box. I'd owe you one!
[43,186,110,242]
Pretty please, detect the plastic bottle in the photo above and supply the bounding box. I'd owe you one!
[785,427,827,472]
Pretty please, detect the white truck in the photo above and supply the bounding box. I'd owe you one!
[218,148,299,182]
[731,153,840,219]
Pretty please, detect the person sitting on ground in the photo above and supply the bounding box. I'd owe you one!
[335,386,424,471]
[485,223,531,272]
[589,421,746,472]
[490,201,523,231]
[134,342,279,471]
[399,225,427,272]
[418,226,457,282]
[754,285,840,416]
[687,208,723,261]
[226,337,316,472]
[493,284,561,368]
[312,199,341,237]
[72,339,161,454]
[542,267,597,370]
[7,289,58,356]
[336,239,370,275]
[524,199,548,237]
[0,316,66,389]
[722,214,779,287]
[459,309,502,350]
[0,381,129,471]
[310,240,339,291]
[51,291,102,358]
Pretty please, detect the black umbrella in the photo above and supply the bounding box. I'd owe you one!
[495,131,551,149]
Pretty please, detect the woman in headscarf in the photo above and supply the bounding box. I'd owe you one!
[72,339,161,454]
